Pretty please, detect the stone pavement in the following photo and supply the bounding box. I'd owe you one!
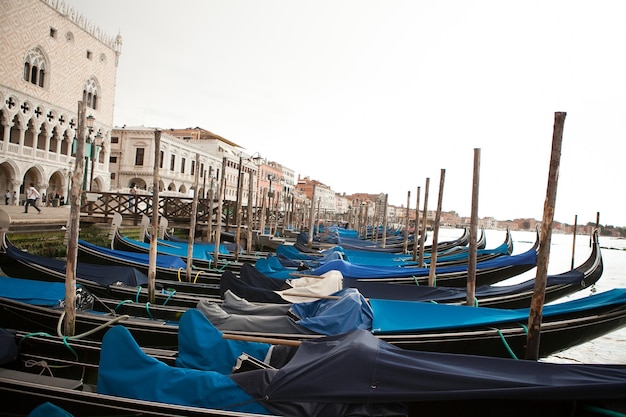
[0,202,71,227]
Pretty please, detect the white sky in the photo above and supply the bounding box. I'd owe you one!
[68,0,626,227]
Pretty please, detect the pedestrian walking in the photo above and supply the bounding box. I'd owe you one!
[24,183,41,214]
[4,190,9,205]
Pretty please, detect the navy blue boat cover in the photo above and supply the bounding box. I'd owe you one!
[4,244,148,287]
[79,239,187,269]
[225,261,587,304]
[97,309,626,417]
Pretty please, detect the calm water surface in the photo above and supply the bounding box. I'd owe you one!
[435,228,626,364]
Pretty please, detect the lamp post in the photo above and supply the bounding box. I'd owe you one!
[81,114,95,191]
[89,131,103,191]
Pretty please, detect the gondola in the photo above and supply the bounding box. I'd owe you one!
[3,268,626,360]
[222,229,602,309]
[113,228,245,271]
[3,310,626,417]
[0,237,222,307]
[0,277,180,349]
[276,228,513,269]
[294,227,475,254]
[198,285,626,359]
[255,230,540,285]
[77,239,222,285]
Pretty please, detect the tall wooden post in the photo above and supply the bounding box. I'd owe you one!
[526,111,566,360]
[206,167,214,243]
[246,168,254,254]
[403,191,411,254]
[148,130,161,302]
[381,194,388,247]
[234,169,244,261]
[186,153,200,279]
[571,214,578,270]
[64,101,87,336]
[428,169,445,287]
[307,185,316,249]
[412,187,421,260]
[466,148,480,306]
[418,178,430,267]
[213,157,227,266]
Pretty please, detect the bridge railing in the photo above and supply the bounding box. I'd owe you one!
[80,191,246,227]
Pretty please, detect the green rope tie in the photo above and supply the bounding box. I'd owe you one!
[162,289,176,305]
[135,286,142,303]
[20,332,80,361]
[114,300,133,311]
[145,302,153,319]
[584,405,626,417]
[495,323,528,360]
[216,261,231,272]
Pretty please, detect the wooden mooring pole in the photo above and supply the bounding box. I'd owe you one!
[64,100,87,336]
[428,169,445,287]
[148,130,161,302]
[187,153,200,279]
[466,148,480,306]
[526,111,566,360]
[418,178,429,267]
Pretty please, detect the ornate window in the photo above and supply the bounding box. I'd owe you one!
[23,47,47,87]
[82,77,100,110]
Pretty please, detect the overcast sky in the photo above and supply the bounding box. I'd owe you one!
[67,0,625,227]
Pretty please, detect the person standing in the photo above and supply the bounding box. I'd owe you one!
[24,183,41,214]
[4,190,9,205]
[11,191,17,206]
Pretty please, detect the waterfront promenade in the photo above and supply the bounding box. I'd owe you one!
[0,203,71,228]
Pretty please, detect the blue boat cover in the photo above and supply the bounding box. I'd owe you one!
[0,276,68,306]
[97,326,270,414]
[339,240,510,267]
[0,328,17,366]
[176,308,270,375]
[289,288,373,335]
[370,288,626,333]
[79,239,187,269]
[121,236,229,261]
[28,402,74,417]
[309,246,537,279]
[4,244,148,287]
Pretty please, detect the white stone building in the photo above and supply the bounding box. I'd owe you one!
[0,0,120,203]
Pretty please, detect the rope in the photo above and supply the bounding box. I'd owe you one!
[23,359,54,376]
[495,323,528,360]
[193,270,204,284]
[177,268,183,282]
[135,286,142,303]
[19,332,78,361]
[162,289,176,305]
[114,300,133,311]
[56,311,130,340]
[145,302,153,319]
[216,261,231,272]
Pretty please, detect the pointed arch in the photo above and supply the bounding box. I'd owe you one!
[24,47,48,88]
